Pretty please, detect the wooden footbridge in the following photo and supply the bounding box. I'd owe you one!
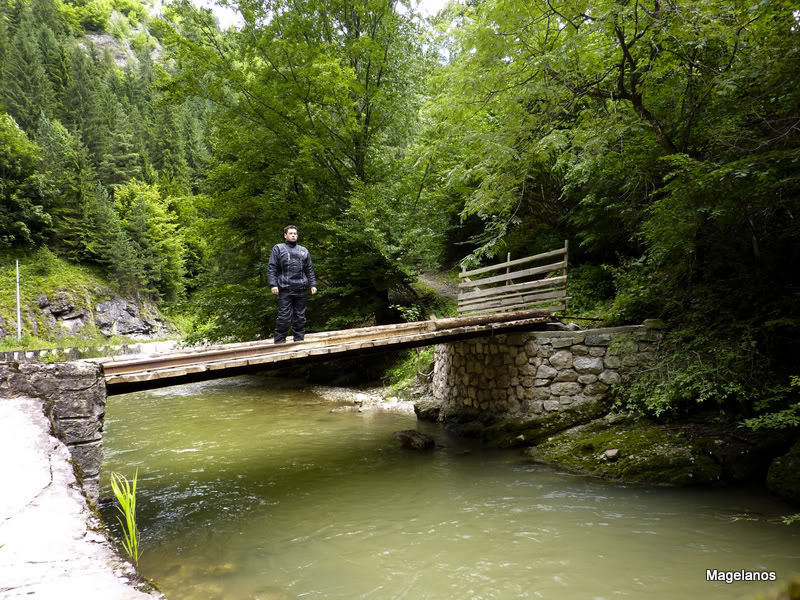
[98,244,569,395]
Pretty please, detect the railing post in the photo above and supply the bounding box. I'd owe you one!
[563,240,569,313]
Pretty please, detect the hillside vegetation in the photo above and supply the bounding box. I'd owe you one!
[1,0,798,431]
[0,248,177,348]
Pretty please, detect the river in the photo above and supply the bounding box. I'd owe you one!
[100,375,799,600]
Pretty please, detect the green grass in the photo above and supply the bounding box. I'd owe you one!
[0,248,183,351]
[0,248,111,308]
[110,470,140,568]
[0,332,147,353]
[0,249,116,341]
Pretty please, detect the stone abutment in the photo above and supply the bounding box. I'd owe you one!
[0,361,105,503]
[430,323,663,422]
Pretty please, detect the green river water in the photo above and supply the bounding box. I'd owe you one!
[100,375,799,600]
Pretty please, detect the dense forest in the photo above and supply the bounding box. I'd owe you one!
[1,0,798,429]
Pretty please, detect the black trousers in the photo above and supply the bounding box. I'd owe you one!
[274,292,308,343]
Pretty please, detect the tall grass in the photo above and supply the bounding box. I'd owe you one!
[110,470,141,567]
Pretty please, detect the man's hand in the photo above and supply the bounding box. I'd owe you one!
[311,287,318,295]
[271,287,279,295]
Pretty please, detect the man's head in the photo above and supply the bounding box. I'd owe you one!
[284,225,298,242]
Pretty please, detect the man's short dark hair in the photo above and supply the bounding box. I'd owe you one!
[284,225,297,234]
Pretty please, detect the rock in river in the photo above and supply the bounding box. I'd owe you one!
[393,430,435,450]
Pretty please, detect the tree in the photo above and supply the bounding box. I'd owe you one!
[153,104,190,197]
[37,114,102,260]
[158,0,429,337]
[115,180,186,301]
[98,106,143,189]
[38,25,73,123]
[422,0,800,418]
[0,113,52,248]
[2,4,55,131]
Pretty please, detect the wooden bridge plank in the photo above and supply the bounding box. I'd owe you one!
[103,313,557,392]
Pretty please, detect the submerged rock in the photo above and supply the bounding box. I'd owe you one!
[393,430,435,450]
[444,420,485,438]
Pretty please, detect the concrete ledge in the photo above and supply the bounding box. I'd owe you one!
[0,396,163,599]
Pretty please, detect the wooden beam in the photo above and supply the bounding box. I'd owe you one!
[458,275,567,302]
[460,298,570,316]
[458,260,567,289]
[459,246,566,279]
[458,290,568,314]
[458,287,567,311]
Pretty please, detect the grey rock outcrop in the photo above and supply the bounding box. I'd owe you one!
[1,291,175,343]
[95,297,166,337]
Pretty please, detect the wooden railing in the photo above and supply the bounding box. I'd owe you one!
[457,242,569,316]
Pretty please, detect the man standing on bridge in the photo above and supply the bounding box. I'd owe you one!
[268,225,318,343]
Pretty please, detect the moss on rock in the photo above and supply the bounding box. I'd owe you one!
[749,577,800,600]
[767,441,800,506]
[523,418,722,486]
[480,399,609,448]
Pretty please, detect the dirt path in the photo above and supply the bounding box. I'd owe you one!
[418,271,459,300]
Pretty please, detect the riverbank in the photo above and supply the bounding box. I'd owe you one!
[309,383,416,415]
[412,383,800,507]
[0,395,163,599]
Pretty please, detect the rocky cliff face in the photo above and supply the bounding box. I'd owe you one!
[0,291,176,343]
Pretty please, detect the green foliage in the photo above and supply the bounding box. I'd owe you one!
[130,31,152,54]
[423,0,800,417]
[565,264,615,316]
[69,0,113,31]
[743,377,800,431]
[115,180,186,301]
[385,347,435,390]
[55,0,84,34]
[112,0,146,25]
[612,328,768,419]
[391,303,423,323]
[108,15,130,39]
[157,0,429,337]
[2,4,56,131]
[600,256,664,325]
[109,470,140,567]
[0,113,52,248]
[182,281,272,345]
[0,0,211,315]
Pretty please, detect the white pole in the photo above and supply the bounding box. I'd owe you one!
[16,259,22,340]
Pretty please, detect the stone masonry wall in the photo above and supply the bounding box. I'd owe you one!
[431,323,663,421]
[0,361,106,503]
